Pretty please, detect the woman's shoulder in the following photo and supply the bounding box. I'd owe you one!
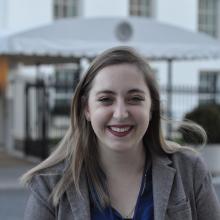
[170,148,210,179]
[171,148,204,164]
[27,161,65,197]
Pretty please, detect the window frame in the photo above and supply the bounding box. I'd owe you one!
[199,70,220,104]
[198,0,219,37]
[129,0,153,17]
[53,0,79,19]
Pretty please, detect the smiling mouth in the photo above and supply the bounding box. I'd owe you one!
[107,126,133,137]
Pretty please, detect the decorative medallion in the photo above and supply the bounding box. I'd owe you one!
[115,21,133,42]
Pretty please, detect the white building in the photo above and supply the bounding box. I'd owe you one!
[0,0,220,153]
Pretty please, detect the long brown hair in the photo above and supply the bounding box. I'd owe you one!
[21,46,206,207]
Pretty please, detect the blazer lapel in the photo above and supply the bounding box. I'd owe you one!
[66,172,91,220]
[152,154,176,220]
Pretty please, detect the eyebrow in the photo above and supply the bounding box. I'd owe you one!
[128,89,146,94]
[96,89,146,95]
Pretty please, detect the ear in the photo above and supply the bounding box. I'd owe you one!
[82,96,91,121]
[84,104,91,121]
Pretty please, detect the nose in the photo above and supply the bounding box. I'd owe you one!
[113,100,129,121]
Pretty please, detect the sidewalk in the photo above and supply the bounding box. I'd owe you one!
[0,150,39,190]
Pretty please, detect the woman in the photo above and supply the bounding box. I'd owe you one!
[22,46,220,220]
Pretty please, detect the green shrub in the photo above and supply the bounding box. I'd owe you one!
[180,104,220,144]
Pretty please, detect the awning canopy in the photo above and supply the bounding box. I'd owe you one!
[1,17,220,64]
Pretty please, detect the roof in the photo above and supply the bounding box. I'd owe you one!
[1,17,220,64]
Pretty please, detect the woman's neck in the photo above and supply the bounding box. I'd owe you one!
[99,144,147,218]
[99,144,146,178]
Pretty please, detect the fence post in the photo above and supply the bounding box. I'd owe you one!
[167,59,173,139]
[24,83,30,156]
[41,80,49,159]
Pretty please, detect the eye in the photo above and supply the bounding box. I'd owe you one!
[97,97,113,105]
[132,96,144,101]
[128,96,145,104]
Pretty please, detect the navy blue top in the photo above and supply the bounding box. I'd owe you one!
[89,165,154,220]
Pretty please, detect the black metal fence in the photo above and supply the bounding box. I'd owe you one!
[161,85,220,120]
[23,80,220,159]
[161,85,220,139]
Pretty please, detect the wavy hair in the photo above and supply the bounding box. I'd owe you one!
[21,46,206,207]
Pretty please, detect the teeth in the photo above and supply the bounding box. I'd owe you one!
[110,127,130,132]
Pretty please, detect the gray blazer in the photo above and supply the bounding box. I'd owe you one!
[24,150,220,220]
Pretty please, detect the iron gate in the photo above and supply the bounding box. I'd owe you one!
[24,79,74,159]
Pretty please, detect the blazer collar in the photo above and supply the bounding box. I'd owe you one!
[65,154,176,220]
[66,171,91,220]
[152,153,176,220]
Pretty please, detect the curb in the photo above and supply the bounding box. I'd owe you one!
[0,182,24,190]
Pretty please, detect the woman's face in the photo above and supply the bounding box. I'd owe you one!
[85,63,152,154]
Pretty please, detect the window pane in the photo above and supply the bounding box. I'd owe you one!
[130,0,152,17]
[199,71,220,104]
[53,0,78,19]
[54,5,59,18]
[198,0,218,37]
